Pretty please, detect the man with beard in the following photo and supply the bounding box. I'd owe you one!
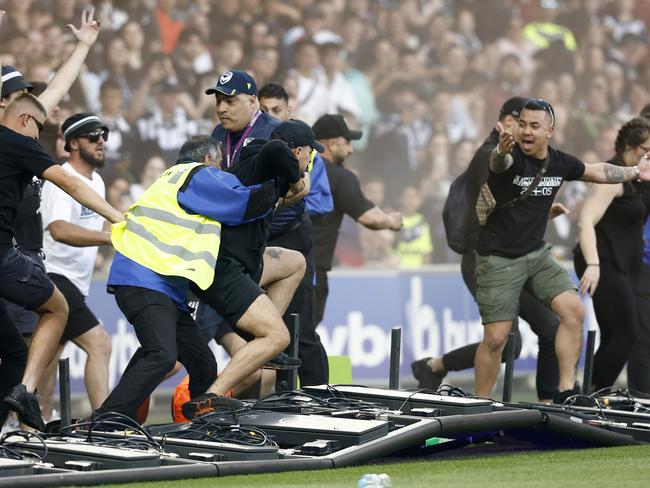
[38,113,113,415]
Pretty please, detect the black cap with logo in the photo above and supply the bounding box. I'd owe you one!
[205,70,257,96]
[498,96,529,121]
[273,119,324,153]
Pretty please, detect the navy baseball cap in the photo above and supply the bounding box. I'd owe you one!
[205,70,257,96]
[273,119,325,153]
[312,114,362,141]
[1,66,34,98]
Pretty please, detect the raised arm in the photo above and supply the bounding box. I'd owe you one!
[580,153,650,183]
[38,9,100,114]
[576,183,621,296]
[41,165,124,224]
[489,121,515,174]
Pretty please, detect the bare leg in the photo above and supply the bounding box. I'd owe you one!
[474,320,512,398]
[37,344,64,421]
[219,331,276,398]
[206,294,289,396]
[72,325,112,409]
[550,290,584,392]
[259,247,305,316]
[22,287,68,393]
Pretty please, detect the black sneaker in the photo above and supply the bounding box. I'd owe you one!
[262,352,302,370]
[3,384,46,431]
[553,385,593,407]
[182,393,245,420]
[411,358,446,390]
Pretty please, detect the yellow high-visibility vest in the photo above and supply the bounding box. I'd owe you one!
[392,213,433,268]
[111,163,221,290]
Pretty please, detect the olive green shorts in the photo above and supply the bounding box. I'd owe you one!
[475,243,576,324]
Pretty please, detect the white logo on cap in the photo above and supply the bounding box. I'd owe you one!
[219,71,233,85]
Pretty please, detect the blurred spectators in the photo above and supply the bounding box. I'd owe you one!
[2,0,648,271]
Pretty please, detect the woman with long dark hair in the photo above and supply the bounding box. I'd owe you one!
[574,117,650,391]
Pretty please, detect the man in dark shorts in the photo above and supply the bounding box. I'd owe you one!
[183,120,322,418]
[0,93,123,430]
[474,98,650,402]
[94,135,279,420]
[39,113,114,412]
[196,71,304,353]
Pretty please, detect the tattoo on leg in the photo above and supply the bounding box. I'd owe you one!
[266,248,282,260]
[603,164,631,183]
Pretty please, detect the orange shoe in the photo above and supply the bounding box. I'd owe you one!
[172,375,234,423]
[181,393,244,420]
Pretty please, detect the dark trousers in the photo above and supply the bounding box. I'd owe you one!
[0,301,28,426]
[314,267,328,327]
[269,220,329,385]
[630,263,650,395]
[574,256,637,391]
[97,286,217,419]
[441,252,560,399]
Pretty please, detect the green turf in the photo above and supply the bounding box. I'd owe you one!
[94,444,650,488]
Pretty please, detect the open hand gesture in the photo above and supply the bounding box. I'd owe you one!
[67,8,101,47]
[495,121,515,155]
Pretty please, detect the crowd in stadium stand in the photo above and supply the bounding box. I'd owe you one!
[1,0,649,268]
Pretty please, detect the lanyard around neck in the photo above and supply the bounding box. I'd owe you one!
[225,109,261,168]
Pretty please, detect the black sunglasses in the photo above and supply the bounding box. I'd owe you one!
[524,98,555,128]
[80,129,109,143]
[21,113,44,134]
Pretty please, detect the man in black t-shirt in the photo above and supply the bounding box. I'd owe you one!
[310,115,403,325]
[0,93,123,431]
[474,98,650,403]
[412,97,561,402]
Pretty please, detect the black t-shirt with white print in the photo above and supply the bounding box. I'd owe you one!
[477,144,585,258]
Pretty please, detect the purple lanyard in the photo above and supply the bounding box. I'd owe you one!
[225,110,261,168]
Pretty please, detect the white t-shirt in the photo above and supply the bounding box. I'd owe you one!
[41,162,106,296]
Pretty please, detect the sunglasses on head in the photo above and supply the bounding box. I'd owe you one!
[79,129,108,143]
[525,98,555,128]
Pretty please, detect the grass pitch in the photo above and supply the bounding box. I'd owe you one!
[97,444,650,488]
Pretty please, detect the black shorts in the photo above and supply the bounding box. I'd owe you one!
[191,256,264,334]
[0,247,54,311]
[48,273,99,344]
